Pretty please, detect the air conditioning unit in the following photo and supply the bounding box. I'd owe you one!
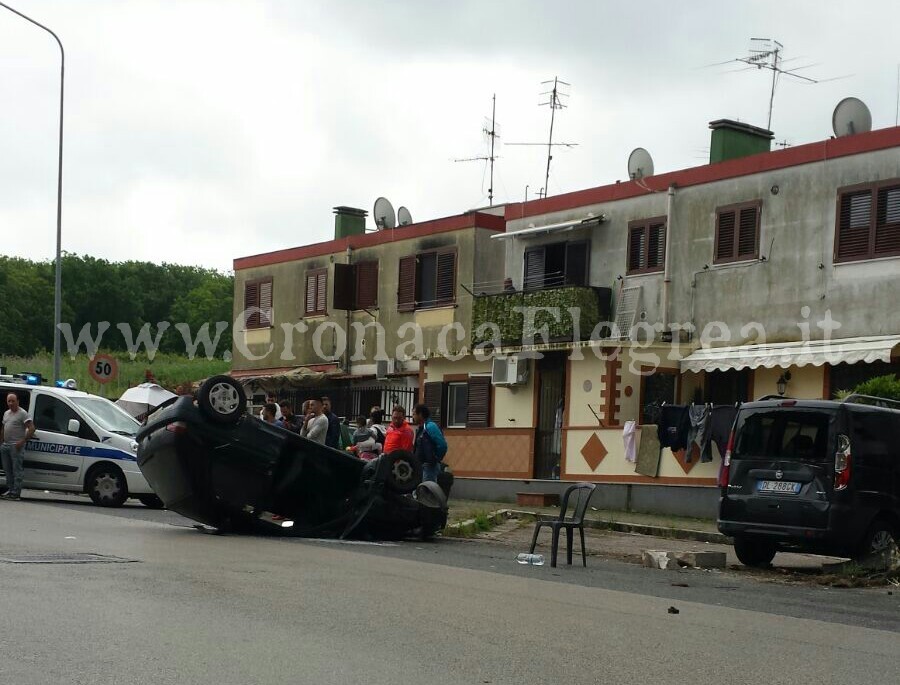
[375,358,396,380]
[491,356,529,386]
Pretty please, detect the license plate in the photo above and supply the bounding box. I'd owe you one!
[758,480,801,494]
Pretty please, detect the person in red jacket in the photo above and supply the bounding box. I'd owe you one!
[384,405,414,454]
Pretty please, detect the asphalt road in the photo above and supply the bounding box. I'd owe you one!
[1,493,898,685]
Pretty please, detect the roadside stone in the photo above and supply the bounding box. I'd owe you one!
[676,550,727,569]
[822,548,900,574]
[642,550,680,570]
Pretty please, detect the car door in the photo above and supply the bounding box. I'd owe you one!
[25,393,90,488]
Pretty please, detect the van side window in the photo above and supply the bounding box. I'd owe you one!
[34,395,81,435]
[2,388,31,411]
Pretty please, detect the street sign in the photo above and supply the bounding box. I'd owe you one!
[88,354,118,384]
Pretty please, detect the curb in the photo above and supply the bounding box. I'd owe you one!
[445,508,730,545]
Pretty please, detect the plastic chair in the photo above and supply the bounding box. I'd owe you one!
[528,482,597,568]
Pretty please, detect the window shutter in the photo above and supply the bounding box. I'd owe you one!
[836,190,873,261]
[435,251,456,304]
[648,223,665,269]
[397,255,417,311]
[465,376,491,428]
[737,206,758,258]
[716,210,736,261]
[316,271,327,313]
[627,227,645,272]
[423,381,443,426]
[258,279,273,327]
[875,186,900,255]
[524,247,546,289]
[332,263,357,310]
[244,281,260,328]
[356,261,379,309]
[564,241,589,286]
[305,273,317,315]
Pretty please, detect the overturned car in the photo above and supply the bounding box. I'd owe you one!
[136,376,450,539]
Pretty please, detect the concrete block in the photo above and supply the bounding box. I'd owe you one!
[642,550,680,570]
[676,551,727,569]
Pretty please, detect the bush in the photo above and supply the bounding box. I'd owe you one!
[852,375,900,402]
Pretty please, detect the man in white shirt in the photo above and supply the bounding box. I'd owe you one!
[1,393,35,501]
[300,398,329,445]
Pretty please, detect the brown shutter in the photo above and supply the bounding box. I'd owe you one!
[356,261,379,309]
[648,222,665,269]
[627,227,645,272]
[524,247,545,289]
[332,263,357,310]
[423,381,443,425]
[875,186,900,255]
[715,210,736,261]
[398,255,417,311]
[737,206,758,258]
[316,271,327,313]
[836,190,873,261]
[466,376,491,428]
[258,279,273,327]
[244,280,260,328]
[305,273,317,315]
[435,251,456,304]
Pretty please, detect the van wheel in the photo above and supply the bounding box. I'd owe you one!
[734,536,777,567]
[138,494,165,509]
[855,519,898,560]
[86,465,129,508]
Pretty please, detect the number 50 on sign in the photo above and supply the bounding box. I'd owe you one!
[88,354,118,384]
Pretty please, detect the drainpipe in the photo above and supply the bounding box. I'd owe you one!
[662,184,676,338]
[344,246,352,374]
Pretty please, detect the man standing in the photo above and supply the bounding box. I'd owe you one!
[321,396,341,449]
[277,401,302,432]
[1,393,34,501]
[412,403,447,483]
[259,393,282,421]
[384,405,414,454]
[300,398,329,445]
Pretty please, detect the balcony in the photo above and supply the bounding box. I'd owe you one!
[472,285,612,346]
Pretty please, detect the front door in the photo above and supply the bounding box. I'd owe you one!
[534,353,566,479]
[24,393,88,487]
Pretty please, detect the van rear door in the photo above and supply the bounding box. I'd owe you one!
[721,406,836,530]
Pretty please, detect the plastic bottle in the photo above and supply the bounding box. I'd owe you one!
[516,553,545,565]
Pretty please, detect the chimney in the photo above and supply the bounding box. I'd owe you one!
[333,206,368,239]
[708,119,773,164]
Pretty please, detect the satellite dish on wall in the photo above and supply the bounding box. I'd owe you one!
[397,206,413,226]
[373,197,396,229]
[832,97,872,137]
[627,147,655,180]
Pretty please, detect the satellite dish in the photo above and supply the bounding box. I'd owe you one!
[627,147,655,180]
[373,197,396,229]
[397,206,413,226]
[832,97,872,137]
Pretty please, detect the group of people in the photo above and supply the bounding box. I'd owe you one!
[258,393,448,482]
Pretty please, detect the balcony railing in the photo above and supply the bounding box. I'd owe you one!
[472,285,612,346]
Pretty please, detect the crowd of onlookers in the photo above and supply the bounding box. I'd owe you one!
[256,393,448,482]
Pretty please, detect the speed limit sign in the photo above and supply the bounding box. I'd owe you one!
[88,354,118,384]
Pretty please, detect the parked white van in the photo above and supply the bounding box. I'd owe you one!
[0,378,161,507]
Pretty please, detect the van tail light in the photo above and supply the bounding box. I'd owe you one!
[834,433,851,491]
[718,430,736,489]
[166,421,188,434]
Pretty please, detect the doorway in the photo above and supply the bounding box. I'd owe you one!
[534,352,567,479]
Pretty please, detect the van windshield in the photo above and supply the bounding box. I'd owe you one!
[733,409,833,462]
[70,397,140,437]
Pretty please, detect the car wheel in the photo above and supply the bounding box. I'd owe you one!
[198,375,246,424]
[384,450,422,494]
[733,536,777,567]
[138,494,165,509]
[86,465,129,508]
[855,519,898,560]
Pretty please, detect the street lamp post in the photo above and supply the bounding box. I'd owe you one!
[0,1,64,383]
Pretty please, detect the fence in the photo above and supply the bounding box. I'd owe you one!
[266,383,419,421]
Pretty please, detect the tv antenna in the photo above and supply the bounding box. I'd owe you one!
[832,97,872,137]
[373,197,396,230]
[454,94,500,205]
[507,77,578,199]
[397,206,413,226]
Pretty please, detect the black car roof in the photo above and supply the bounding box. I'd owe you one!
[742,398,900,415]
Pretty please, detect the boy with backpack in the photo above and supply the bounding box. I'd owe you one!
[412,403,447,483]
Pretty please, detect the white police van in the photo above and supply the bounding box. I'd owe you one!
[0,376,160,507]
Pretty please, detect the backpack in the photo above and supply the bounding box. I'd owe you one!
[370,423,387,447]
[425,420,448,460]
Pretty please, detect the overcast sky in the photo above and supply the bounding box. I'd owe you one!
[1,0,898,272]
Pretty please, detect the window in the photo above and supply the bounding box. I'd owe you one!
[422,375,491,428]
[34,394,80,434]
[715,201,760,263]
[627,218,666,275]
[244,277,273,329]
[447,383,468,428]
[355,261,379,309]
[834,180,900,262]
[305,268,327,316]
[397,248,456,311]
[523,240,589,290]
[640,370,678,424]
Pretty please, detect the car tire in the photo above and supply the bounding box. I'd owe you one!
[138,494,165,509]
[86,464,129,508]
[384,450,422,494]
[733,536,777,567]
[198,375,246,424]
[854,518,898,560]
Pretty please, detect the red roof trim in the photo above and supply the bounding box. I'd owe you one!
[504,126,900,220]
[234,211,505,271]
